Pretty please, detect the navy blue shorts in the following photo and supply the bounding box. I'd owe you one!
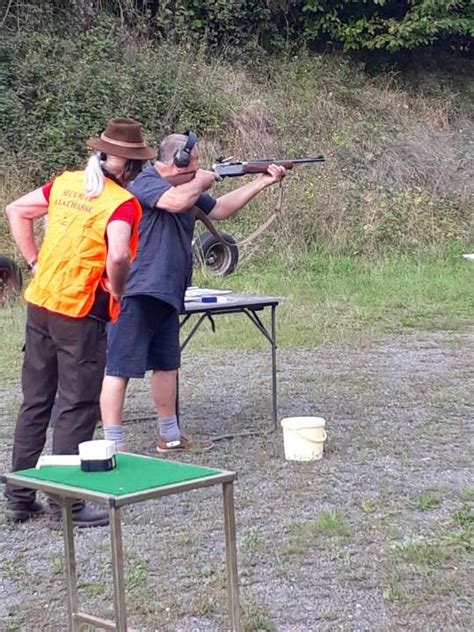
[106,296,180,377]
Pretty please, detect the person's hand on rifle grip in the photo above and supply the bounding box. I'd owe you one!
[194,168,217,192]
[260,164,287,187]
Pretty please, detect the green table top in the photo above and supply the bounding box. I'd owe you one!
[11,453,223,497]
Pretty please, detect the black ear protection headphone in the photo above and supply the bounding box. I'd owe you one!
[173,130,197,168]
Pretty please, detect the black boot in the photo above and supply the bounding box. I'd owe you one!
[6,500,45,524]
[48,497,109,528]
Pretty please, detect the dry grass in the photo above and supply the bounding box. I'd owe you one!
[195,52,474,257]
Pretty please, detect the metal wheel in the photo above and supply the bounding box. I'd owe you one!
[192,232,239,276]
[0,256,22,304]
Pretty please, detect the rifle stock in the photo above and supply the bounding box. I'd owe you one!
[242,161,296,174]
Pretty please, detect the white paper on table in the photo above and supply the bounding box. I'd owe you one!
[184,287,233,301]
[36,455,81,469]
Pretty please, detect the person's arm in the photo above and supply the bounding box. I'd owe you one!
[5,188,49,270]
[105,220,132,301]
[157,169,216,213]
[208,164,286,221]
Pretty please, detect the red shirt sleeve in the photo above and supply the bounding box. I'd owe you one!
[107,200,137,226]
[42,182,53,201]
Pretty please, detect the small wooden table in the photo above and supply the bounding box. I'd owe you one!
[3,454,240,631]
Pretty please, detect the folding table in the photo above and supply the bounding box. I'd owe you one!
[2,453,240,631]
[181,292,280,429]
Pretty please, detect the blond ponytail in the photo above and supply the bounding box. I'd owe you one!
[84,152,105,199]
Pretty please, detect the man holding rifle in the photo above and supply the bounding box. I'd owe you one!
[100,131,286,452]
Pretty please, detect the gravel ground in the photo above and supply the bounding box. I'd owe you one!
[0,330,473,631]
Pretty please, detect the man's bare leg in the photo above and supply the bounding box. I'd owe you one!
[151,369,177,419]
[151,370,181,448]
[151,370,214,452]
[100,375,129,449]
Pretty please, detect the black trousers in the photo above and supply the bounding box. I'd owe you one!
[5,304,107,506]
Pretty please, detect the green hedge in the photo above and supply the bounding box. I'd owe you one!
[1,21,239,183]
[3,1,473,56]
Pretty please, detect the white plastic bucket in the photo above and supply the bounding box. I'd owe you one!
[281,417,327,461]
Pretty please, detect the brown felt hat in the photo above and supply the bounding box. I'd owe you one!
[87,117,157,160]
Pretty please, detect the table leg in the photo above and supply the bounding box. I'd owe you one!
[223,482,241,632]
[176,370,180,428]
[109,504,128,631]
[271,304,278,430]
[243,307,279,431]
[61,498,79,631]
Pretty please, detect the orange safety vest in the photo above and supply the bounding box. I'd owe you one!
[25,170,142,322]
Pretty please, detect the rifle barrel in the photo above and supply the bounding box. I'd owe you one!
[246,155,325,165]
[287,156,325,164]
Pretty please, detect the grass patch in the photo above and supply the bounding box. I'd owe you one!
[241,599,275,632]
[186,249,474,350]
[78,581,107,599]
[407,489,442,511]
[192,563,226,617]
[2,249,473,381]
[314,509,351,538]
[461,488,474,503]
[444,504,474,553]
[382,498,473,619]
[382,571,411,603]
[392,500,473,570]
[3,615,25,632]
[283,509,351,557]
[126,559,149,591]
[49,554,64,575]
[361,498,376,514]
[126,558,155,615]
[193,590,219,617]
[242,529,265,557]
[0,303,25,382]
[393,537,449,566]
[197,564,221,581]
[176,529,199,550]
[2,553,29,581]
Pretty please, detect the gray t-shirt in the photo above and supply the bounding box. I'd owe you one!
[125,165,216,311]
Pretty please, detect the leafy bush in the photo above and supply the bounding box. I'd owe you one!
[3,1,472,58]
[302,0,473,53]
[1,21,241,185]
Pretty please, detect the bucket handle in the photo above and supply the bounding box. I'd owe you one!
[288,428,327,443]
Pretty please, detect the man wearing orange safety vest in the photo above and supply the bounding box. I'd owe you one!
[4,118,156,528]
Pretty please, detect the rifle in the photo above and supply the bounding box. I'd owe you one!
[211,155,325,179]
